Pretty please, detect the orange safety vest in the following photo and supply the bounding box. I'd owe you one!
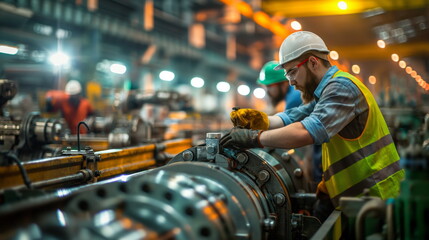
[60,97,93,134]
[46,90,93,134]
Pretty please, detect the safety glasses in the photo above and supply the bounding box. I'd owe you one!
[284,58,309,81]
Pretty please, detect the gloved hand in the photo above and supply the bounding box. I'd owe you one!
[230,107,269,130]
[316,179,330,199]
[220,127,264,149]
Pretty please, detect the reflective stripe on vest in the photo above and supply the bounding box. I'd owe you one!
[322,70,404,206]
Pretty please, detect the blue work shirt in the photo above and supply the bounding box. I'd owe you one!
[275,66,367,145]
[284,85,302,110]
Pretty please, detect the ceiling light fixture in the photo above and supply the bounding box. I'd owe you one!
[352,65,360,74]
[159,70,175,81]
[377,40,386,48]
[405,66,412,74]
[290,20,302,31]
[329,50,339,60]
[237,85,250,96]
[0,44,19,55]
[216,81,230,92]
[337,1,348,10]
[110,63,127,74]
[253,88,266,99]
[190,77,205,88]
[49,52,70,66]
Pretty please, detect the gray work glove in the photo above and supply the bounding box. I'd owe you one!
[220,127,264,149]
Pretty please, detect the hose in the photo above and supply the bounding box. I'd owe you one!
[77,121,90,151]
[6,152,33,189]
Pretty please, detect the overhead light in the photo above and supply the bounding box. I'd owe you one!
[337,1,347,10]
[110,63,127,74]
[405,66,412,74]
[253,88,266,99]
[237,84,250,96]
[352,65,360,74]
[368,75,376,85]
[216,81,230,92]
[398,60,406,68]
[159,70,175,81]
[49,52,70,66]
[391,53,399,62]
[377,40,386,48]
[190,77,204,88]
[0,44,18,55]
[415,75,422,81]
[290,20,302,31]
[329,51,339,60]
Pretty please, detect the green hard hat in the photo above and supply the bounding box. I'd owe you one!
[257,61,287,85]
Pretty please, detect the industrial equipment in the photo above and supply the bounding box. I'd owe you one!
[75,90,195,149]
[0,79,64,163]
[0,133,321,240]
[2,78,426,239]
[2,114,427,239]
[0,137,192,195]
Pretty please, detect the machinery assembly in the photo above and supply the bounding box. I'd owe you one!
[0,133,320,240]
[0,0,428,239]
[1,119,427,239]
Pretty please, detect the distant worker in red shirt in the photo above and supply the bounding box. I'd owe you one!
[45,80,94,134]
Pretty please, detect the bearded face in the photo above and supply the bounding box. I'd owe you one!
[266,83,288,107]
[300,66,319,104]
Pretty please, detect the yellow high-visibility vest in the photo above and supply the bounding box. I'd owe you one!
[322,70,404,206]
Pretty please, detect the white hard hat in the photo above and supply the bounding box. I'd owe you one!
[274,31,330,70]
[65,80,82,95]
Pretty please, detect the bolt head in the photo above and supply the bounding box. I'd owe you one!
[258,170,270,182]
[293,168,303,178]
[281,152,291,161]
[263,218,276,230]
[236,153,248,164]
[207,145,216,154]
[182,151,194,161]
[274,193,286,206]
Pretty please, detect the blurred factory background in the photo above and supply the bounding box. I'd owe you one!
[0,0,428,239]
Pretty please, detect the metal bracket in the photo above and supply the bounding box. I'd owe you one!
[206,132,221,160]
[61,146,101,179]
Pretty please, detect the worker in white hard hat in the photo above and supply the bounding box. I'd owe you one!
[221,31,404,222]
[254,60,322,188]
[46,80,94,134]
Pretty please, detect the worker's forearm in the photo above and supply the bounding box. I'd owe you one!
[260,122,314,149]
[268,115,284,129]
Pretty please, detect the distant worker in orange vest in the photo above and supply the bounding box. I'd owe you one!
[45,80,94,134]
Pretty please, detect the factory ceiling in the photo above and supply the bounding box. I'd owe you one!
[261,0,429,61]
[0,0,428,94]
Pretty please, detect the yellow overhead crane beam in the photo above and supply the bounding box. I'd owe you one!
[218,0,429,60]
[261,0,429,18]
[332,41,429,60]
